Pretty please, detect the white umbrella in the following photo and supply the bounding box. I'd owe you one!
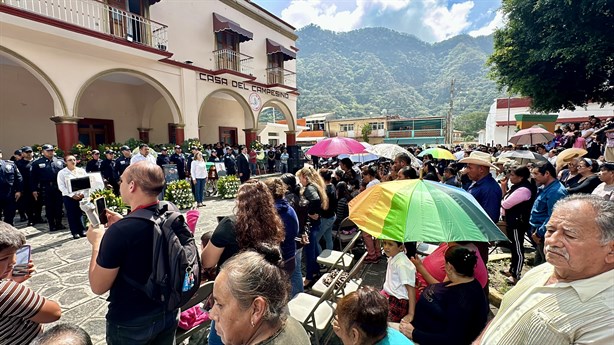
[338,142,379,163]
[499,150,547,162]
[367,143,421,168]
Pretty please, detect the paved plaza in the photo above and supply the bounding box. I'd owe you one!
[19,196,236,345]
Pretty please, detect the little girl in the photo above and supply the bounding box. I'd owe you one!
[382,240,416,323]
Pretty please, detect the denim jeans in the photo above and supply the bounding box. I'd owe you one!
[194,178,206,203]
[281,162,288,174]
[290,248,304,298]
[317,215,336,253]
[249,162,257,176]
[106,309,179,345]
[305,222,321,281]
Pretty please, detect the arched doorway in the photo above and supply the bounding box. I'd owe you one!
[74,69,182,147]
[198,89,254,146]
[257,99,297,145]
[0,47,67,151]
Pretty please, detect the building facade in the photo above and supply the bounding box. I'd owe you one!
[327,116,388,144]
[0,0,299,152]
[484,98,614,145]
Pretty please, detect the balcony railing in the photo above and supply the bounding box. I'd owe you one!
[387,129,445,138]
[1,0,168,51]
[338,130,356,138]
[266,67,296,87]
[213,49,253,76]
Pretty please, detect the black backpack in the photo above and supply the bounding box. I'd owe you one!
[126,202,201,311]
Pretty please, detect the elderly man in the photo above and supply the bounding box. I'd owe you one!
[476,195,614,344]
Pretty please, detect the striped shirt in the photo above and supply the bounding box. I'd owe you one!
[0,279,45,344]
[480,263,614,345]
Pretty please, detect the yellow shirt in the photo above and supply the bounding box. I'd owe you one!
[481,263,614,345]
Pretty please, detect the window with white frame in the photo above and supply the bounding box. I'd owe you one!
[370,122,384,130]
[340,124,354,131]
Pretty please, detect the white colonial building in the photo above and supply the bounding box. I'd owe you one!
[0,0,299,152]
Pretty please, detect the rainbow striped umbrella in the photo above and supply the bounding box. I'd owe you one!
[348,180,507,243]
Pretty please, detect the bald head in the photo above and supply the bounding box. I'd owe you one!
[31,324,92,345]
[123,161,165,197]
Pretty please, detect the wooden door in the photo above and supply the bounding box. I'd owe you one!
[219,127,238,146]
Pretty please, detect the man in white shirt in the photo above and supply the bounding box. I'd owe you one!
[475,194,614,345]
[130,144,156,165]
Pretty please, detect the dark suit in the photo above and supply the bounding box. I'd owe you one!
[236,153,250,183]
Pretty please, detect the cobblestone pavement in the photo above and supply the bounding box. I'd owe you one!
[18,196,235,345]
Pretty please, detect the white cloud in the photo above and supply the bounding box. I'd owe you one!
[422,1,475,41]
[469,9,506,37]
[280,0,365,32]
[279,0,482,42]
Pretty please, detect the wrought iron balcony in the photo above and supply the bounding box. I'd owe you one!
[213,49,253,76]
[266,67,296,88]
[1,0,168,51]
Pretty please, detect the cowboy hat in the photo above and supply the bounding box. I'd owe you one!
[459,151,498,169]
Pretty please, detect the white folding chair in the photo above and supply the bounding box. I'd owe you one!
[311,251,368,297]
[317,231,361,271]
[288,272,342,345]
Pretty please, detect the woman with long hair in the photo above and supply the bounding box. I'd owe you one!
[201,180,285,345]
[296,166,329,288]
[190,151,207,207]
[499,166,536,284]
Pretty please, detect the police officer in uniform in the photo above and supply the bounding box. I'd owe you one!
[0,156,23,225]
[30,144,66,231]
[224,147,237,175]
[16,146,43,225]
[156,147,171,170]
[101,149,119,195]
[170,145,187,181]
[86,150,102,173]
[114,145,132,177]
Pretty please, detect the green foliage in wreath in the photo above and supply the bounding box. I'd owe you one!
[182,138,202,153]
[217,175,240,199]
[165,179,195,209]
[89,188,127,215]
[250,140,264,151]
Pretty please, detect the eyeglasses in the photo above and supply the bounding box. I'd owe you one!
[66,158,76,162]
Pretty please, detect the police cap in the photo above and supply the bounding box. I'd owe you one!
[21,146,33,152]
[92,150,100,155]
[120,145,130,151]
[42,144,54,151]
[14,149,22,155]
[105,150,115,155]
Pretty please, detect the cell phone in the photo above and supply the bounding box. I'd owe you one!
[12,245,31,276]
[95,197,108,225]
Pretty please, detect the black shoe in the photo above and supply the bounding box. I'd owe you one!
[55,224,67,230]
[78,232,87,238]
[72,234,80,240]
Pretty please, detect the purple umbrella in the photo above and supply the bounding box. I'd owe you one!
[509,126,555,145]
[305,137,367,158]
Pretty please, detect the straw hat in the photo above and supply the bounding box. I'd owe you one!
[458,151,498,169]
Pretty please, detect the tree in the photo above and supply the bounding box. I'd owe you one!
[361,124,372,143]
[453,111,488,139]
[488,0,614,112]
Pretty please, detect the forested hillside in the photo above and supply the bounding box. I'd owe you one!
[295,25,504,119]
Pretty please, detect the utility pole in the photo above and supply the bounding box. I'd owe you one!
[446,78,455,145]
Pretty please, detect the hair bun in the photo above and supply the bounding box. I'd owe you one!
[254,243,284,267]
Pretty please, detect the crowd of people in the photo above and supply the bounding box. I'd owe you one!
[1,115,613,344]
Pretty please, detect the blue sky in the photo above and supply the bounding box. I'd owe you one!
[253,0,504,42]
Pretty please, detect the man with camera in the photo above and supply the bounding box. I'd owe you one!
[86,161,180,344]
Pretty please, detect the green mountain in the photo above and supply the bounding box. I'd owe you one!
[295,25,504,119]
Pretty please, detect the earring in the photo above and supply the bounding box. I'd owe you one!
[251,320,255,328]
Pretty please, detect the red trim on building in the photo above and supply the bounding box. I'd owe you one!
[496,98,532,109]
[0,5,173,58]
[496,115,610,126]
[55,122,79,153]
[210,68,257,81]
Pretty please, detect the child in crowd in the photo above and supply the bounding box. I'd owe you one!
[381,240,416,323]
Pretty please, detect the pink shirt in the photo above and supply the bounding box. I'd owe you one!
[416,243,488,295]
[573,136,586,149]
[501,187,532,215]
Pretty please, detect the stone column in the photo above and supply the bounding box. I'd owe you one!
[174,124,185,145]
[243,129,258,146]
[50,116,80,152]
[285,131,296,146]
[138,128,152,143]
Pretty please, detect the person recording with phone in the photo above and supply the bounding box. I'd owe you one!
[57,155,88,239]
[0,222,62,344]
